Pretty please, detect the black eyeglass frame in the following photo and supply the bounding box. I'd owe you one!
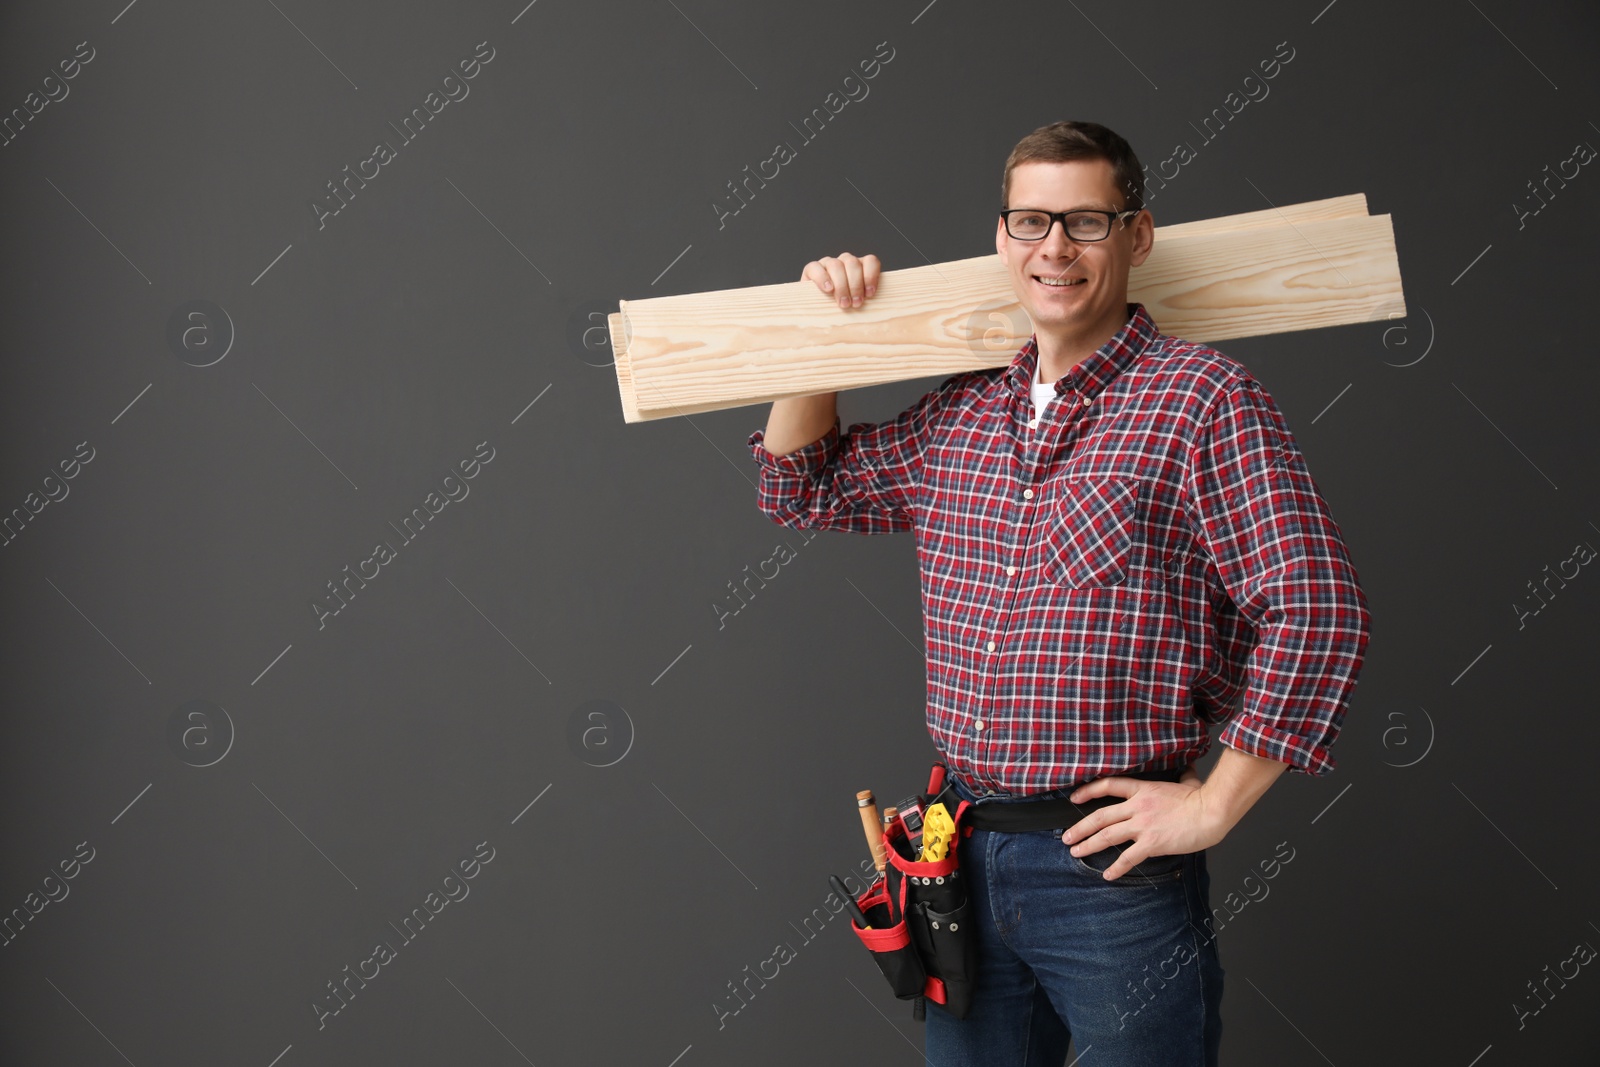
[998,207,1143,242]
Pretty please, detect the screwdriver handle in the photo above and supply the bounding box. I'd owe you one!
[858,790,887,872]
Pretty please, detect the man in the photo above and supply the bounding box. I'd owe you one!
[746,120,1371,1066]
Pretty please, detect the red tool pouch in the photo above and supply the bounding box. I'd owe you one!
[846,762,977,1021]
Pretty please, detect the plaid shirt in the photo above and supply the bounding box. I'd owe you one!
[746,302,1371,796]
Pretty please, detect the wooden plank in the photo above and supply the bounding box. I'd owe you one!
[609,197,1404,422]
[1152,192,1369,239]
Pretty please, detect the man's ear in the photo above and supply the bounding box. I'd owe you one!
[1128,210,1155,268]
[995,217,1009,263]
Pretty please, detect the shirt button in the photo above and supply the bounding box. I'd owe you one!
[986,640,996,651]
[1006,565,1017,576]
[1081,395,1090,405]
[974,719,985,731]
[1022,488,1034,499]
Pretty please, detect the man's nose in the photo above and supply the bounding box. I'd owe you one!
[1038,222,1084,262]
[1039,219,1081,255]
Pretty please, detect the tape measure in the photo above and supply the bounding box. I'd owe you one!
[918,802,954,862]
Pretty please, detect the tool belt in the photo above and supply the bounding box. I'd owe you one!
[845,761,1188,1020]
[847,762,977,1021]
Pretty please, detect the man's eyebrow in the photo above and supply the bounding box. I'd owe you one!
[1010,203,1119,212]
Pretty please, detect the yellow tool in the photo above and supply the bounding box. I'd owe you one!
[918,803,954,862]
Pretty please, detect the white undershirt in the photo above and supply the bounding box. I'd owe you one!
[1029,358,1059,427]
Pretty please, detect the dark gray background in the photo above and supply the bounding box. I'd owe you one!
[2,0,1597,1063]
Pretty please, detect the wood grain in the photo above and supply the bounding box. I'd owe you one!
[609,194,1403,422]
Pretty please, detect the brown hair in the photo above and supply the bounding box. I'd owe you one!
[1000,120,1145,212]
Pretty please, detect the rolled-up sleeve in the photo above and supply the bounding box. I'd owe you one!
[1183,373,1372,776]
[747,375,968,535]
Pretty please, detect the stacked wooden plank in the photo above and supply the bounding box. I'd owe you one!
[607,193,1404,423]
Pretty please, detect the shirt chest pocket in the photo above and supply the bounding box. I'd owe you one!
[1040,478,1138,588]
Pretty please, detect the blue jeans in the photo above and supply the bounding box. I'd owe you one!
[925,772,1224,1066]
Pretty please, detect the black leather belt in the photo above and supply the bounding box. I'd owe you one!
[959,766,1187,833]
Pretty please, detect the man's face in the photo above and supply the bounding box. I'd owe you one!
[995,159,1154,339]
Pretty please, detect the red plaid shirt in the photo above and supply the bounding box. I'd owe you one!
[747,302,1371,795]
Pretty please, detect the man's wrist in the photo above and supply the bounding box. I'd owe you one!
[1195,745,1290,837]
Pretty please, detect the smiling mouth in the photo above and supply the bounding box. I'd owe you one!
[1033,274,1086,290]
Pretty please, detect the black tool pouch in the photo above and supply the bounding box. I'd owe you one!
[846,762,978,1021]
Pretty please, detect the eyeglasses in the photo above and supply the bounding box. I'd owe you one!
[999,207,1141,242]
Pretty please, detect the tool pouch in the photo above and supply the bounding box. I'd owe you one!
[847,762,977,1021]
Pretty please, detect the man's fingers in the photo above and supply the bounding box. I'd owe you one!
[802,258,846,297]
[802,253,881,307]
[801,260,831,293]
[822,258,850,305]
[838,255,866,307]
[1072,834,1158,881]
[1066,827,1118,853]
[1069,775,1132,803]
[1102,855,1140,881]
[1065,799,1145,847]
